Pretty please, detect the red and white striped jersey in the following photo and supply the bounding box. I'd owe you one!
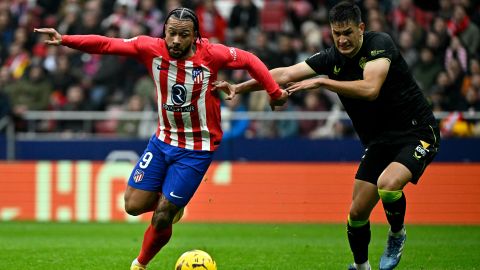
[62,35,281,151]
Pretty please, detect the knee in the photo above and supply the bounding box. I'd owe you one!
[377,177,403,190]
[349,208,365,221]
[152,210,172,229]
[124,200,144,216]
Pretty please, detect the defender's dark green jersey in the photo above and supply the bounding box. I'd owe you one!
[305,31,436,146]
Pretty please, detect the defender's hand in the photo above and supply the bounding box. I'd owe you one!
[285,78,323,94]
[33,28,62,46]
[212,80,236,100]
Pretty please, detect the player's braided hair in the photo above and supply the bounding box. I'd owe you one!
[161,7,202,42]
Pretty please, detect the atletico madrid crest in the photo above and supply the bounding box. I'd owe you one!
[192,67,204,83]
[133,169,144,183]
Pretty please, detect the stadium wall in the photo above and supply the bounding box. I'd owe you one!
[4,137,480,161]
[1,161,479,224]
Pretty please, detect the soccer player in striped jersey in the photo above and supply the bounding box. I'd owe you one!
[35,7,287,270]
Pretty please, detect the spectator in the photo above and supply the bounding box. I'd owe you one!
[116,94,145,138]
[57,84,93,135]
[86,26,127,110]
[3,42,30,80]
[101,1,136,38]
[445,58,468,110]
[228,0,258,33]
[447,4,480,56]
[464,73,480,111]
[5,64,52,131]
[389,0,433,34]
[430,71,453,111]
[430,18,450,54]
[0,66,12,121]
[413,47,443,94]
[0,9,15,64]
[298,90,332,138]
[287,0,313,33]
[136,0,163,37]
[274,103,299,138]
[195,0,227,43]
[445,36,469,73]
[221,95,250,140]
[398,30,418,68]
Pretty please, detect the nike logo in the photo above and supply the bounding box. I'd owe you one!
[157,65,166,70]
[169,191,183,199]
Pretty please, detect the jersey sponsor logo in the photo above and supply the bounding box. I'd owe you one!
[171,83,187,105]
[162,104,195,112]
[333,65,341,75]
[169,191,184,199]
[370,49,385,56]
[123,37,138,43]
[359,57,367,69]
[133,169,144,183]
[192,67,204,83]
[229,47,237,61]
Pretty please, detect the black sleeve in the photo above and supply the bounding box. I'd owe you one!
[365,32,397,63]
[304,48,335,76]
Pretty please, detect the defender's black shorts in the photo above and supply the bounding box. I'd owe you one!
[356,125,440,185]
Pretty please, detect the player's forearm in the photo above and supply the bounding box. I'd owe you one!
[321,78,380,101]
[236,67,290,95]
[242,54,282,99]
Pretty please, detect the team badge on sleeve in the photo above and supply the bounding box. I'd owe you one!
[133,169,144,183]
[192,67,204,83]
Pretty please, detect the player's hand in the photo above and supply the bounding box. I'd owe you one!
[33,28,62,46]
[285,78,323,94]
[269,89,288,111]
[212,80,236,100]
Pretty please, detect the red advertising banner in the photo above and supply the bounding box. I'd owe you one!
[1,162,479,224]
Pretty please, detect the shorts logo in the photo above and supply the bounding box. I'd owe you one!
[169,191,183,199]
[413,140,430,160]
[133,169,144,183]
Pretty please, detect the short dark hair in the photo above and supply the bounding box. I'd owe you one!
[161,7,201,42]
[328,1,362,25]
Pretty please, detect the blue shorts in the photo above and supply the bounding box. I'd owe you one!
[128,135,214,207]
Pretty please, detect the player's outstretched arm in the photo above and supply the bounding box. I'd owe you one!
[34,28,62,46]
[235,62,317,95]
[212,80,288,110]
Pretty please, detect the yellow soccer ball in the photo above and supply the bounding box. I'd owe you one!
[175,250,217,270]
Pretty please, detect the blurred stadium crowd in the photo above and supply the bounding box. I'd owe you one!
[0,0,479,139]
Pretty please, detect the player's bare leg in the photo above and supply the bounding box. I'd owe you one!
[124,186,160,215]
[125,188,182,269]
[347,179,378,270]
[377,162,411,270]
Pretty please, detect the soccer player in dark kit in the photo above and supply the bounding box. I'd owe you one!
[215,1,440,269]
[35,7,287,270]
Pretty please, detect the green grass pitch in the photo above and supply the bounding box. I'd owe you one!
[0,222,479,269]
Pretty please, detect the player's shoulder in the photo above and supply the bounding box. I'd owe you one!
[364,31,394,47]
[307,46,337,63]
